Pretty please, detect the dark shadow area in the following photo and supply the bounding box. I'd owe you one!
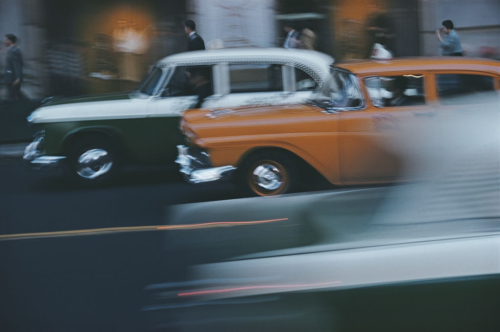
[0,100,40,143]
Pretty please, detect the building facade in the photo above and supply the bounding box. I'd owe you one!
[419,0,500,58]
[1,0,498,100]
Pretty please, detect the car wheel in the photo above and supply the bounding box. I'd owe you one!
[69,136,119,186]
[238,151,297,197]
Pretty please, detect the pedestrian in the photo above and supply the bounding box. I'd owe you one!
[436,20,463,56]
[3,34,26,100]
[283,22,300,49]
[299,27,316,50]
[184,20,205,51]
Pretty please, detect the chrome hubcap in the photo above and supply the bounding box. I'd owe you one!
[252,164,283,191]
[76,149,113,179]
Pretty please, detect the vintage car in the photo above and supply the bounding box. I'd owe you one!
[23,48,333,185]
[146,110,500,331]
[177,57,500,196]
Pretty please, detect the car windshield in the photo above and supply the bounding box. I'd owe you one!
[311,68,363,109]
[136,67,163,96]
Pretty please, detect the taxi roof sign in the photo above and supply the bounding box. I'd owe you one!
[371,43,393,60]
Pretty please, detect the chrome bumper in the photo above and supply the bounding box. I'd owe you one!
[29,156,67,170]
[175,145,236,184]
[23,139,66,170]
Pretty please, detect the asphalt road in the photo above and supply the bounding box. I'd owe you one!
[0,161,241,331]
[0,160,359,331]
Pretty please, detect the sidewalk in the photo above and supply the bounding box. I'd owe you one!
[0,143,26,161]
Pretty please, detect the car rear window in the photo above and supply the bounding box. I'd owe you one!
[436,74,496,105]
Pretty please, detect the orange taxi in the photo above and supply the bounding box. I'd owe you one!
[176,57,500,196]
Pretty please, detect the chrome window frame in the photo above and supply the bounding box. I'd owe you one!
[213,62,229,96]
[282,64,296,93]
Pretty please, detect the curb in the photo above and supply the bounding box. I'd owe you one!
[0,143,27,161]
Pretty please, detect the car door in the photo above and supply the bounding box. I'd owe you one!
[339,72,432,184]
[146,65,214,163]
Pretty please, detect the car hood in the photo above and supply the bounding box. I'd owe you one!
[41,92,132,107]
[28,92,148,124]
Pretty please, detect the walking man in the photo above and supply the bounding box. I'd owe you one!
[185,20,205,51]
[3,34,25,100]
[436,20,463,56]
[283,22,300,49]
[299,27,316,50]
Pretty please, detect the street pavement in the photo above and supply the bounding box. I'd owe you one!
[0,160,241,331]
[0,159,361,331]
[0,143,26,161]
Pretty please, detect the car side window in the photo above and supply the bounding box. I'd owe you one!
[365,75,425,107]
[295,68,318,91]
[229,64,283,93]
[162,65,213,97]
[436,74,495,105]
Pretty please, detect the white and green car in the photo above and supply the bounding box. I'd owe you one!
[23,48,333,185]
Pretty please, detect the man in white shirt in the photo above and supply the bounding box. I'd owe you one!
[436,20,463,56]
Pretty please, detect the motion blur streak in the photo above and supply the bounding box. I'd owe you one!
[178,280,342,297]
[156,218,289,230]
[0,218,289,241]
[0,225,161,241]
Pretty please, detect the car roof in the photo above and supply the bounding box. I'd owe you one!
[157,48,334,83]
[334,57,500,76]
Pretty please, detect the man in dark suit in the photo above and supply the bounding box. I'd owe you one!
[3,34,25,100]
[185,20,205,51]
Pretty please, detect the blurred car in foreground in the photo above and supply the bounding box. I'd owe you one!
[23,48,333,185]
[177,57,499,196]
[146,105,500,331]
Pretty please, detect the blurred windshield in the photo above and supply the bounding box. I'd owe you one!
[136,67,163,95]
[311,68,363,109]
